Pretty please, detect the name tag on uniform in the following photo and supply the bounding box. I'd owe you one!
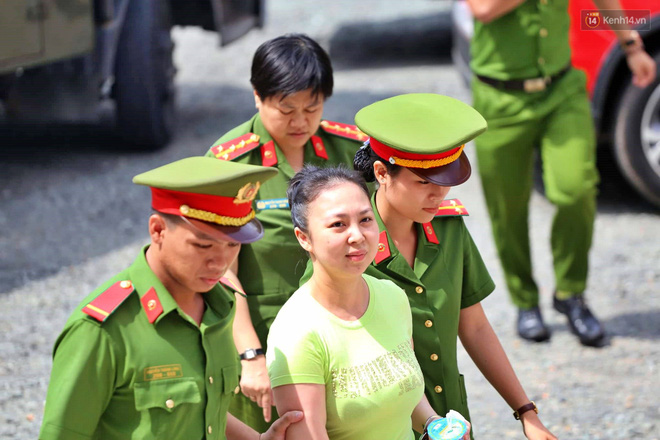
[256,198,289,210]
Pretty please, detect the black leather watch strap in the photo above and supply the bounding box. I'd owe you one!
[239,348,265,360]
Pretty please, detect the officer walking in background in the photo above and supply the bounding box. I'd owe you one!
[204,33,365,430]
[39,157,302,440]
[465,0,656,346]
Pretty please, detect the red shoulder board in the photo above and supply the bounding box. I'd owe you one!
[320,120,368,142]
[210,133,261,161]
[261,141,277,167]
[435,199,469,217]
[311,135,328,160]
[140,287,163,324]
[422,222,440,244]
[82,280,134,322]
[374,230,391,264]
[220,277,247,298]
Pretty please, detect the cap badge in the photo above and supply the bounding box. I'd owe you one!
[234,182,261,204]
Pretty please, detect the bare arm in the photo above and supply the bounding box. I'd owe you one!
[227,257,273,422]
[592,0,656,87]
[464,0,526,23]
[410,393,471,439]
[458,303,557,440]
[226,411,304,440]
[411,393,437,434]
[272,384,329,440]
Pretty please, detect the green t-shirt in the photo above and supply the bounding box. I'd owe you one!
[470,0,571,80]
[267,275,424,440]
[300,195,495,426]
[40,246,240,440]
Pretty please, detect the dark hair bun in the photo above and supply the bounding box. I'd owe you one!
[353,141,376,182]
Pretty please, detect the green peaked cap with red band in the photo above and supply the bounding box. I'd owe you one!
[355,93,487,186]
[133,157,278,243]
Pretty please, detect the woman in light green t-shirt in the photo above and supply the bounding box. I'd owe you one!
[266,165,470,440]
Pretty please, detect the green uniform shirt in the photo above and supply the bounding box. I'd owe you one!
[470,0,571,80]
[40,246,240,440]
[365,195,494,425]
[205,113,363,349]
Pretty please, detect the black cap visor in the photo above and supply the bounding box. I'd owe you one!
[408,152,471,187]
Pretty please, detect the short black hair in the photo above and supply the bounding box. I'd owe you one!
[287,165,369,233]
[153,211,182,227]
[251,33,333,101]
[353,141,403,182]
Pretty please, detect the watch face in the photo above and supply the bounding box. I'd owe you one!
[243,349,256,359]
[427,418,468,440]
[241,348,264,360]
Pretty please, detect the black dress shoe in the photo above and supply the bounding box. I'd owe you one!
[517,307,551,342]
[553,294,605,347]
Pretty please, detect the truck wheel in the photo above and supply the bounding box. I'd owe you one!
[114,0,176,149]
[613,53,660,207]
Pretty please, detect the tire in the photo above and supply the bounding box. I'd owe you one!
[114,0,176,149]
[613,53,660,207]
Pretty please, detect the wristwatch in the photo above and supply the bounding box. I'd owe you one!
[239,348,265,360]
[513,401,538,420]
[621,30,644,55]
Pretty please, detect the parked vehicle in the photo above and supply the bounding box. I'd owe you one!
[452,0,660,207]
[0,0,264,149]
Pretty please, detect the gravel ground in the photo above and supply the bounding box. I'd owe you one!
[1,1,659,439]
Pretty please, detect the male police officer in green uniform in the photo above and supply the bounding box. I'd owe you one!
[465,0,656,345]
[39,157,303,440]
[204,34,366,430]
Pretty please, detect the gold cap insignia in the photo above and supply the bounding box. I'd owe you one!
[234,182,261,204]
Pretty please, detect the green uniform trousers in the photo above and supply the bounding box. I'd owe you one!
[472,69,599,309]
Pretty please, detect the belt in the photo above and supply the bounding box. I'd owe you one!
[476,64,572,93]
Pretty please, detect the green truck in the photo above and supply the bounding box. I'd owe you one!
[0,0,264,148]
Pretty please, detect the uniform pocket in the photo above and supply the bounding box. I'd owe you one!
[221,364,240,395]
[458,374,468,406]
[134,377,201,412]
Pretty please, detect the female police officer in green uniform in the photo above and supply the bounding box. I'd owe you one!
[352,94,557,439]
[204,34,365,430]
[39,157,302,440]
